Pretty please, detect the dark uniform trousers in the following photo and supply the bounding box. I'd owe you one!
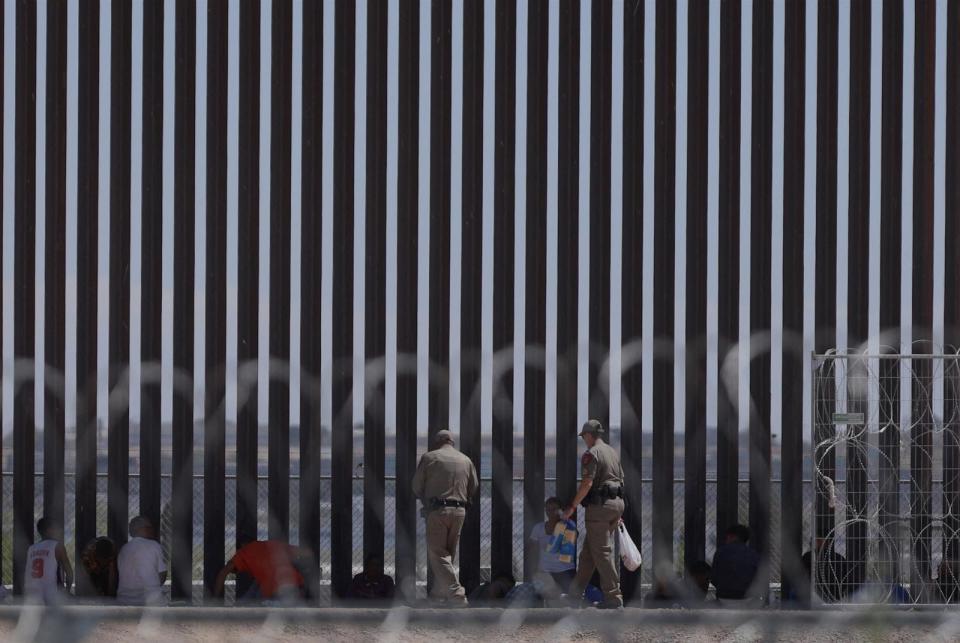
[571,497,625,605]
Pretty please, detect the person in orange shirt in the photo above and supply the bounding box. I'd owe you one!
[214,538,312,601]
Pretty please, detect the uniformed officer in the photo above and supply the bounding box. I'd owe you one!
[561,419,625,608]
[412,429,479,606]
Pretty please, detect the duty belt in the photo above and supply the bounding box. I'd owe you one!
[430,498,468,509]
[581,485,623,506]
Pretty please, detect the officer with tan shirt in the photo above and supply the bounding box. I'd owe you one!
[412,429,479,605]
[561,419,625,608]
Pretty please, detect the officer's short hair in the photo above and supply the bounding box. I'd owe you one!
[433,430,455,447]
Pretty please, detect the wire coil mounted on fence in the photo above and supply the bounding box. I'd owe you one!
[813,352,960,605]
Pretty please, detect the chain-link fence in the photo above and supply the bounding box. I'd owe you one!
[813,353,960,604]
[0,473,812,597]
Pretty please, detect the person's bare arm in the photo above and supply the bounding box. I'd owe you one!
[55,542,74,590]
[561,477,593,521]
[214,559,236,598]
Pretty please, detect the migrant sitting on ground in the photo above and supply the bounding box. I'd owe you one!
[117,516,167,605]
[347,554,395,601]
[24,517,73,604]
[711,524,760,601]
[78,537,118,597]
[527,497,577,598]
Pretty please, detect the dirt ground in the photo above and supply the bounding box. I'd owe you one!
[0,607,955,643]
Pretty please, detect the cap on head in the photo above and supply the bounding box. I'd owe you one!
[433,429,455,447]
[579,419,605,437]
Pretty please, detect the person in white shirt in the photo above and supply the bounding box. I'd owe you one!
[117,516,167,605]
[24,517,73,604]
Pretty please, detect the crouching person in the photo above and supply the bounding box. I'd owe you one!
[214,538,310,603]
[346,555,395,602]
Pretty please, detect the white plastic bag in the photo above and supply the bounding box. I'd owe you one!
[618,521,642,571]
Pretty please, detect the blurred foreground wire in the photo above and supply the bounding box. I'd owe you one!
[0,605,959,643]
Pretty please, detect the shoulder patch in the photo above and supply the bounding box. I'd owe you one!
[581,452,594,466]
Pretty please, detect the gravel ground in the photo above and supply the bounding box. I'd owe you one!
[0,607,956,642]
